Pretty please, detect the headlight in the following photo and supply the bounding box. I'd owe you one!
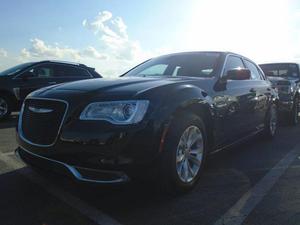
[79,100,149,124]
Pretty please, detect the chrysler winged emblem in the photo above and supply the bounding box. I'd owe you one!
[28,106,53,113]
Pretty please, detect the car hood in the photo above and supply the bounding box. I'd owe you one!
[267,76,292,85]
[268,76,299,85]
[36,76,213,98]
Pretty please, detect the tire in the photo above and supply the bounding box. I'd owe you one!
[0,95,12,120]
[288,97,299,125]
[156,112,208,194]
[263,104,278,139]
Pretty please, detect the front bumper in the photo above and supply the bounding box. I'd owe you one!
[16,147,130,184]
[277,100,293,112]
[16,96,165,178]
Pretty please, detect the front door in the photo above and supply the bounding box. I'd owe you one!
[16,63,57,101]
[217,55,257,146]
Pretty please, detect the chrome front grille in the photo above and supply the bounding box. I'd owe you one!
[19,98,68,147]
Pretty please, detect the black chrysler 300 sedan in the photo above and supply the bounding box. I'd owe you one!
[16,52,279,193]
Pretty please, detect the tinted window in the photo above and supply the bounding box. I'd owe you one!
[244,60,261,80]
[28,64,54,78]
[53,65,90,77]
[136,64,168,76]
[0,62,34,76]
[124,52,221,78]
[223,56,245,76]
[260,63,299,78]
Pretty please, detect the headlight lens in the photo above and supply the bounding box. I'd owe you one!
[79,100,149,124]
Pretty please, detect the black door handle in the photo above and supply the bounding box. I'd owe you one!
[249,88,256,93]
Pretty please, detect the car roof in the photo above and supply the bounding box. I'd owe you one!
[158,51,229,57]
[31,60,93,69]
[259,62,299,66]
[156,51,253,60]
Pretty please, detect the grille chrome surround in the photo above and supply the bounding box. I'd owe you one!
[18,97,69,147]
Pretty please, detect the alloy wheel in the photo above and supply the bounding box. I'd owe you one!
[269,106,277,136]
[176,125,204,183]
[294,99,299,124]
[0,98,8,118]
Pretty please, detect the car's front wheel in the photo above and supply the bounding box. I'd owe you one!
[157,112,207,194]
[0,95,11,120]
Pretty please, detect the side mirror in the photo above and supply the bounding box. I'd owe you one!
[223,68,251,81]
[21,71,34,80]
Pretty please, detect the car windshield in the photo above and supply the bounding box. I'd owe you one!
[260,63,299,78]
[123,52,221,78]
[0,62,33,76]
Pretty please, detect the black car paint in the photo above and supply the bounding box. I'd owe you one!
[16,52,278,181]
[260,63,300,113]
[0,61,102,111]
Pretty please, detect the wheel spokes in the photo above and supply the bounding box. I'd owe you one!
[0,98,7,116]
[188,154,202,167]
[176,154,185,164]
[187,160,195,178]
[176,125,204,183]
[188,133,202,148]
[183,159,189,182]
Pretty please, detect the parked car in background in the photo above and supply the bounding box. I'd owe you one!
[260,63,300,125]
[16,52,278,194]
[0,61,102,120]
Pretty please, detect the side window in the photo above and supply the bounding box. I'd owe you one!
[53,65,91,77]
[288,64,299,78]
[137,64,168,76]
[245,60,261,80]
[223,56,245,76]
[28,64,54,78]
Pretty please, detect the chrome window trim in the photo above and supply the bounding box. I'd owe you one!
[18,97,69,148]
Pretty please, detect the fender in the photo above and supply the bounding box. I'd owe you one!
[152,84,216,152]
[157,83,214,121]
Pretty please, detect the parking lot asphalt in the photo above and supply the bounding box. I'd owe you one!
[0,115,300,225]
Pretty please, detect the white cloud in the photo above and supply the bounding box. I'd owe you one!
[20,38,109,63]
[20,48,31,59]
[83,11,143,61]
[26,38,81,60]
[81,46,108,60]
[0,11,163,77]
[0,48,8,57]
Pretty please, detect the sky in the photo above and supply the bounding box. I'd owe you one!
[0,0,300,77]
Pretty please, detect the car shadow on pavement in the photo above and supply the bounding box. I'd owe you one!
[0,114,18,129]
[43,123,300,225]
[1,117,299,225]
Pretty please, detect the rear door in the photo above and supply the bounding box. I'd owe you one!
[244,59,270,129]
[51,64,93,84]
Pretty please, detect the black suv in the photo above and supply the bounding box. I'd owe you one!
[16,52,278,193]
[260,63,300,125]
[0,61,102,119]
